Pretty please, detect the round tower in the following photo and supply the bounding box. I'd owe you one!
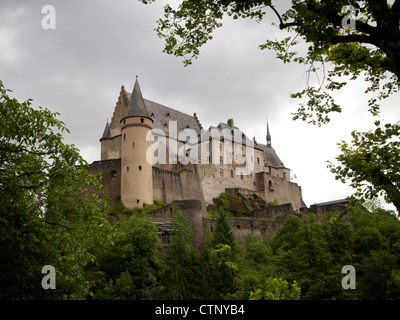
[120,78,153,209]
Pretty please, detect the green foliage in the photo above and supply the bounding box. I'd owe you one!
[249,277,301,300]
[93,213,161,299]
[0,81,113,299]
[328,121,400,214]
[211,209,238,249]
[158,211,197,299]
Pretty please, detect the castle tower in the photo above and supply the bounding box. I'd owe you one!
[120,77,154,209]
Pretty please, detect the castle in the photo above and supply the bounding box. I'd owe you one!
[90,77,305,210]
[88,77,313,246]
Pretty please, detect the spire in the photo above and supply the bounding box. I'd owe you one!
[123,77,152,121]
[100,120,110,141]
[266,118,272,147]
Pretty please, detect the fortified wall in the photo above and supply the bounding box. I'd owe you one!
[151,196,349,248]
[88,160,206,213]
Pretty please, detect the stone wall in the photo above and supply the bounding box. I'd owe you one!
[258,171,305,210]
[88,159,121,202]
[152,164,206,214]
[202,203,298,246]
[150,200,204,249]
[202,217,285,247]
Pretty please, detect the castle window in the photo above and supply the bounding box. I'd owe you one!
[127,166,129,172]
[219,168,224,177]
[139,165,142,171]
[123,120,126,125]
[186,125,190,128]
[137,199,139,204]
[151,113,154,118]
[140,118,144,123]
[230,169,234,178]
[283,172,286,180]
[132,142,135,148]
[240,173,243,180]
[236,224,241,230]
[166,113,170,118]
[111,170,117,178]
[257,157,260,165]
[164,123,168,128]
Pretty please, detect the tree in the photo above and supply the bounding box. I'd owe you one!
[273,214,353,299]
[211,208,239,250]
[328,121,400,214]
[249,277,301,300]
[0,81,113,299]
[95,209,161,300]
[159,211,198,299]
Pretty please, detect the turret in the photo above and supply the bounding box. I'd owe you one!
[120,77,154,209]
[100,121,110,160]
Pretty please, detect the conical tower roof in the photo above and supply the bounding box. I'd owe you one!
[100,121,110,141]
[122,77,152,121]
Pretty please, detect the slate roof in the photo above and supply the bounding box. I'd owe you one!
[144,98,202,138]
[256,143,286,168]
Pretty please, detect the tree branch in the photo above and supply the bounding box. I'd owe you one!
[267,4,297,29]
[42,220,74,230]
[330,34,377,46]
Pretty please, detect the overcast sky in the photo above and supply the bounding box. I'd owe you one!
[1,0,399,209]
